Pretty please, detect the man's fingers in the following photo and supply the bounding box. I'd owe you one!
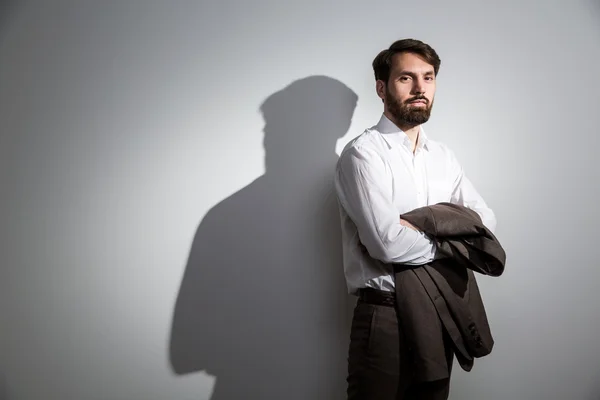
[400,218,419,231]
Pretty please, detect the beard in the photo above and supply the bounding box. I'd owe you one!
[386,88,434,126]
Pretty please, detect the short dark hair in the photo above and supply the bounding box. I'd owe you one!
[372,39,441,83]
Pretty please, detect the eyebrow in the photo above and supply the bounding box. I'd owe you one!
[396,70,435,77]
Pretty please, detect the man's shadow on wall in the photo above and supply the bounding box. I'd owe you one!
[169,76,358,400]
[0,0,17,38]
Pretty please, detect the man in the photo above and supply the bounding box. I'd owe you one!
[334,39,497,399]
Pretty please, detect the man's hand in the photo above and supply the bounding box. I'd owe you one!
[400,218,420,231]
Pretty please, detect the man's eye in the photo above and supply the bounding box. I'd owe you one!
[399,76,410,82]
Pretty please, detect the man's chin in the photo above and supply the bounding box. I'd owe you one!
[402,112,431,125]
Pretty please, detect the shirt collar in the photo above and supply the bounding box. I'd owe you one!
[376,113,430,152]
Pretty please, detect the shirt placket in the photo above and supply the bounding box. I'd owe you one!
[412,149,427,206]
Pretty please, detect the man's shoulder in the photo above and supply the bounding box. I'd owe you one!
[339,127,387,158]
[335,128,388,174]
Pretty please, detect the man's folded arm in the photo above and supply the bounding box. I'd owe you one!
[335,146,436,264]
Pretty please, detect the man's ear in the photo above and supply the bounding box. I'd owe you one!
[376,80,386,103]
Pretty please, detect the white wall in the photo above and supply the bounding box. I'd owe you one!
[1,1,599,399]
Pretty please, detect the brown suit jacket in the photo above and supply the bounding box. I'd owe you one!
[394,202,506,383]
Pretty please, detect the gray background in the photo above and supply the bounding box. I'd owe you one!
[1,1,599,399]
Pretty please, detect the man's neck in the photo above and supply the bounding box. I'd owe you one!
[384,111,421,153]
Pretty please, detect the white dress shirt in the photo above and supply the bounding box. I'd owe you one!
[334,114,496,295]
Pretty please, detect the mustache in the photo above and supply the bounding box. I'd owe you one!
[406,96,429,104]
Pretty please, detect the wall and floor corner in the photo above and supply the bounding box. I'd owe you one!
[1,1,599,399]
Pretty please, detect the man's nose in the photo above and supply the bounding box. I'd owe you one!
[413,78,426,94]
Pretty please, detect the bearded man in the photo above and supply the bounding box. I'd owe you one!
[334,38,497,400]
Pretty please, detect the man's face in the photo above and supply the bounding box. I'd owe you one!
[377,52,436,126]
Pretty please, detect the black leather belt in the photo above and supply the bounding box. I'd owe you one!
[358,287,396,307]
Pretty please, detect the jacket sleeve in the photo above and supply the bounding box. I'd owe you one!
[334,145,436,264]
[447,149,497,233]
